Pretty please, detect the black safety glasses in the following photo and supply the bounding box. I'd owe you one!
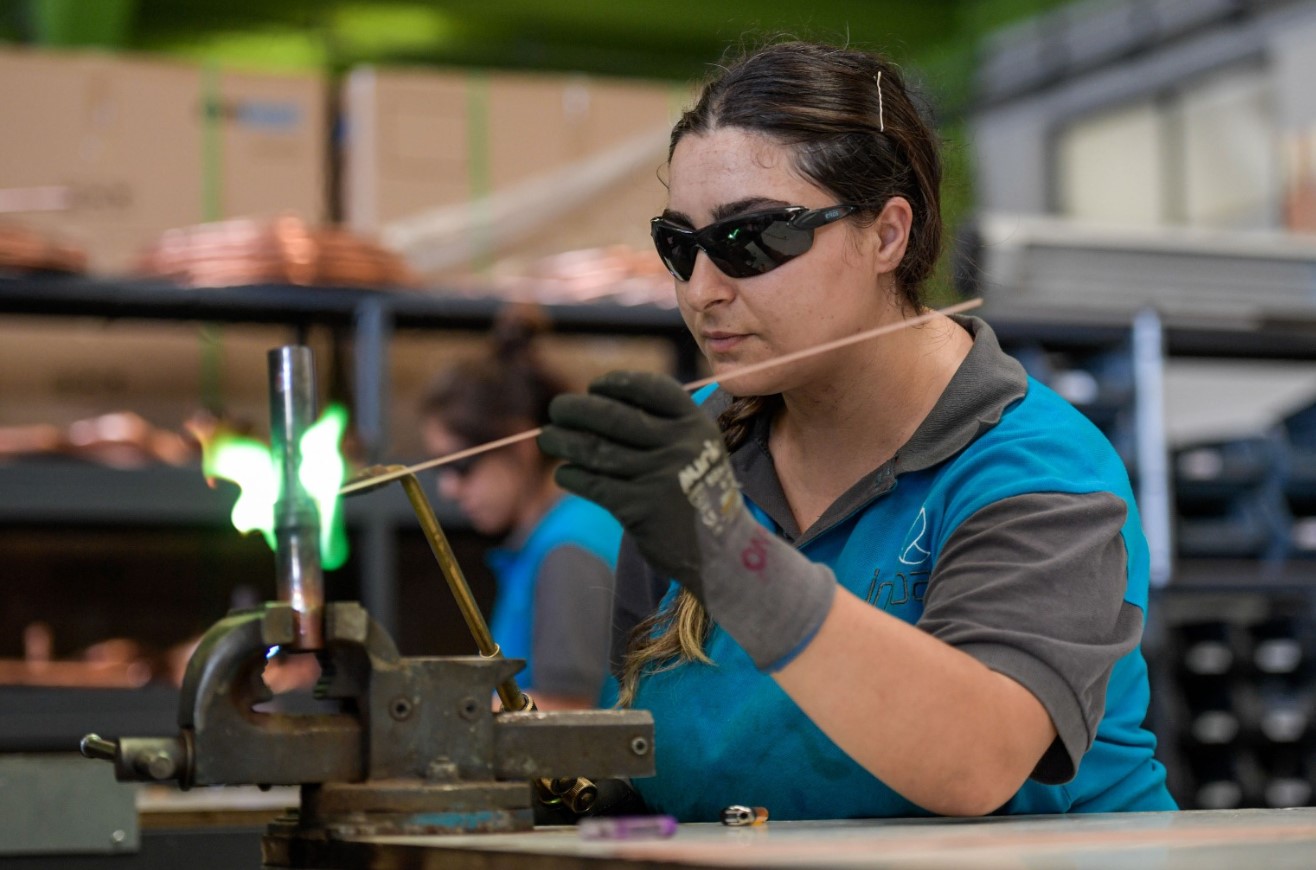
[438,451,487,479]
[650,204,858,282]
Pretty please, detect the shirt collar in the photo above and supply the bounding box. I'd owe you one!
[705,315,1027,545]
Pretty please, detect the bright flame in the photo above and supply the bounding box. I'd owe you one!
[300,403,349,570]
[205,434,279,550]
[195,405,350,570]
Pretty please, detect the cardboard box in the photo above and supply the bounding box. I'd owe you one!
[0,317,320,438]
[0,48,327,274]
[212,69,328,228]
[343,66,682,280]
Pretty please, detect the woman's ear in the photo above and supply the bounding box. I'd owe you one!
[871,196,913,274]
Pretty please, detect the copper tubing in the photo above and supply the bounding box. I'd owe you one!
[358,465,527,711]
[269,346,324,650]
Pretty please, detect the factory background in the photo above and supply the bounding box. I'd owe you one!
[4,0,1316,862]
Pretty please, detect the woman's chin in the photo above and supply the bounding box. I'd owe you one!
[709,365,779,398]
[466,513,503,537]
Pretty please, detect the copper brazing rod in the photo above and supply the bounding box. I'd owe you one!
[340,298,983,496]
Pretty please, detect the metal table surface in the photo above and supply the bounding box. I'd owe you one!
[288,808,1316,869]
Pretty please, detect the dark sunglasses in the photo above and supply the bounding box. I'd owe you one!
[438,452,484,478]
[650,204,858,282]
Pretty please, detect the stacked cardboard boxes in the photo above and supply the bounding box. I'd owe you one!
[0,47,327,274]
[340,66,686,455]
[0,50,685,450]
[0,48,328,434]
[342,66,681,281]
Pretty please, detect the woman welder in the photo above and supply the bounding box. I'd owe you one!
[537,40,1176,819]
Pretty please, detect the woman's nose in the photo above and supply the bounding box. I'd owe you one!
[436,471,461,501]
[679,252,736,311]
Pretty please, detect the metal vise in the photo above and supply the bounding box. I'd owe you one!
[79,345,654,860]
[82,599,652,840]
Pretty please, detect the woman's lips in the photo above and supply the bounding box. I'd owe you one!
[702,332,747,354]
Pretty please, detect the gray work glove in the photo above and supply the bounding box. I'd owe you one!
[537,371,836,671]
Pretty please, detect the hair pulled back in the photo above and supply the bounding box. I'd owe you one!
[420,303,566,457]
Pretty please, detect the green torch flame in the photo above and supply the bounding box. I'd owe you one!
[299,403,349,570]
[201,403,350,570]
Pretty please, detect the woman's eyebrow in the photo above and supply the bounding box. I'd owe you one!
[660,197,788,228]
[659,208,692,226]
[711,197,784,221]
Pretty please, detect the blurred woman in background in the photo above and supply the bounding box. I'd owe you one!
[420,306,622,710]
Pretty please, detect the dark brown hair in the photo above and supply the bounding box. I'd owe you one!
[670,40,943,307]
[618,40,945,707]
[420,303,566,458]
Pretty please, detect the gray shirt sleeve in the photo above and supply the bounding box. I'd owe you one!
[918,490,1143,785]
[530,544,617,699]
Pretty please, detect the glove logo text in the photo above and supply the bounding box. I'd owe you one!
[678,439,724,495]
[680,439,741,536]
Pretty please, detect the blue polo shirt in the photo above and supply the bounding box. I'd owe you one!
[487,493,622,696]
[613,316,1175,820]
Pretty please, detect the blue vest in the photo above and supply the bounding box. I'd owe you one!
[486,494,622,690]
[631,378,1175,820]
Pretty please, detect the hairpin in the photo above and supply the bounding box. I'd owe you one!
[876,71,885,132]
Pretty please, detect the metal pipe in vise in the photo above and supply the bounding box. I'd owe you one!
[269,346,324,650]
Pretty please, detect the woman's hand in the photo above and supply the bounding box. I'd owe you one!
[538,371,835,670]
[538,371,736,591]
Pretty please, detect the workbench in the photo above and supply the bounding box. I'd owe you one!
[285,808,1316,869]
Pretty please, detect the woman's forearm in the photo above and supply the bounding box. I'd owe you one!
[773,589,1057,816]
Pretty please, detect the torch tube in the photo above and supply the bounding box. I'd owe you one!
[269,346,324,649]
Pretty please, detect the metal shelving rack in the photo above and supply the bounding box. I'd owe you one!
[0,274,698,460]
[988,300,1316,582]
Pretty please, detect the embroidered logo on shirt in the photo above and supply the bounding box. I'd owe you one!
[899,507,932,566]
[865,568,929,610]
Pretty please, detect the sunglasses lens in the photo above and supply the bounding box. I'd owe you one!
[704,213,814,278]
[443,454,478,477]
[651,207,838,281]
[651,222,698,281]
